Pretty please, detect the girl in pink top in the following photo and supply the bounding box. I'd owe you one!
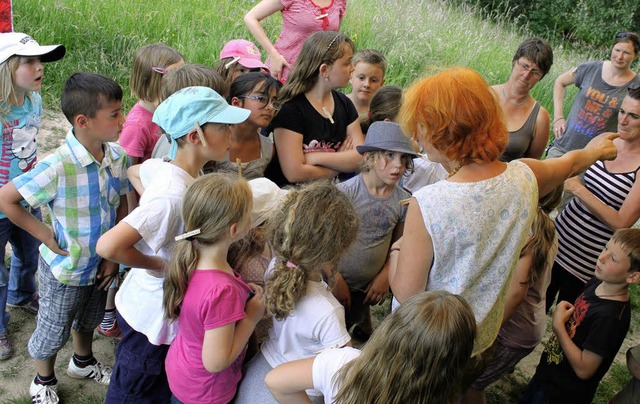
[244,0,347,81]
[163,174,265,404]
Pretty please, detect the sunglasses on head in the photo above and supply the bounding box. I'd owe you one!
[615,32,640,48]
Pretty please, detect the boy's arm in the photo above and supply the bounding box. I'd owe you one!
[552,301,604,380]
[95,195,128,290]
[0,182,67,256]
[364,222,404,305]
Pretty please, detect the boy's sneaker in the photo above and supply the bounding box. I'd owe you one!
[0,333,13,360]
[67,357,112,385]
[96,319,122,339]
[29,379,59,404]
[7,293,39,315]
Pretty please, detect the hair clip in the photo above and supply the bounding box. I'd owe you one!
[224,56,241,69]
[324,34,340,54]
[151,66,168,75]
[194,121,208,148]
[285,261,300,269]
[175,228,201,241]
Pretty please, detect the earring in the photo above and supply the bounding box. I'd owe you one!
[324,76,329,81]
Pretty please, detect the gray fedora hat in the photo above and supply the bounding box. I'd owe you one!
[356,121,419,157]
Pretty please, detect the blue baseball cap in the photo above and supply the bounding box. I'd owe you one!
[153,86,250,160]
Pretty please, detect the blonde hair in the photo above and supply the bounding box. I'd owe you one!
[265,181,358,320]
[352,48,387,73]
[399,67,508,165]
[277,31,354,105]
[160,63,227,102]
[521,184,563,286]
[163,173,252,320]
[130,43,183,104]
[335,291,476,404]
[0,56,28,117]
[360,150,414,174]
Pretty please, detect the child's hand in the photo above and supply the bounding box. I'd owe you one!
[246,283,265,323]
[338,134,354,152]
[331,272,351,311]
[96,259,118,290]
[552,300,574,334]
[364,271,389,305]
[44,229,69,256]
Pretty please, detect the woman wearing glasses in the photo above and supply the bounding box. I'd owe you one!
[549,32,640,158]
[204,72,282,179]
[493,38,553,161]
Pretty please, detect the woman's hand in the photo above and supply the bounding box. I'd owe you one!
[554,117,566,139]
[584,132,619,161]
[563,176,583,195]
[269,53,290,81]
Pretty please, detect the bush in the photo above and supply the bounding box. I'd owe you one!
[456,0,640,50]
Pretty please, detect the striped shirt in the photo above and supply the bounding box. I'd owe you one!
[555,160,639,282]
[13,129,130,286]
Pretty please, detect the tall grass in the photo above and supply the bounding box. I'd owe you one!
[15,0,597,119]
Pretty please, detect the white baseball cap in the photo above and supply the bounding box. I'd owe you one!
[0,32,66,65]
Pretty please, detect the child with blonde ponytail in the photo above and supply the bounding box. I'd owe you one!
[163,173,264,404]
[235,181,359,403]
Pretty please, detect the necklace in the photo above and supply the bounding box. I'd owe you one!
[448,164,463,178]
[501,84,528,106]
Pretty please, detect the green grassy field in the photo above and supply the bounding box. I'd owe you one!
[14,0,603,116]
[9,0,638,402]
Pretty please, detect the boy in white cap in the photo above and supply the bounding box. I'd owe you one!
[333,121,419,340]
[0,32,65,361]
[96,86,249,403]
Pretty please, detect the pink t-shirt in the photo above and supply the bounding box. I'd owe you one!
[165,269,252,404]
[119,102,161,162]
[271,0,346,81]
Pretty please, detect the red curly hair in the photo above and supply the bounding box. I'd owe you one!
[399,67,508,165]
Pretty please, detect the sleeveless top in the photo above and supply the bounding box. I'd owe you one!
[555,160,639,282]
[413,160,537,354]
[500,102,541,162]
[203,134,273,180]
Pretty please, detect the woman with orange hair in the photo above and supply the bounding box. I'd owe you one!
[389,67,619,356]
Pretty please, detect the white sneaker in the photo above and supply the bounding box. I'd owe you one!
[29,379,59,404]
[66,357,112,385]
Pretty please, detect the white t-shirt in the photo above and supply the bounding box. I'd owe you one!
[401,155,448,194]
[312,347,361,402]
[115,160,195,345]
[261,281,351,366]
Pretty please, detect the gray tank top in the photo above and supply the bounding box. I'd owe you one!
[500,102,541,162]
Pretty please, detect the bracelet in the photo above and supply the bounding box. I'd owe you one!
[553,117,565,124]
[389,247,400,254]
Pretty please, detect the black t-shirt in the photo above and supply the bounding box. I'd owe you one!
[534,278,631,403]
[265,90,358,186]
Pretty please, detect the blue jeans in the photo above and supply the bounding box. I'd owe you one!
[0,208,41,333]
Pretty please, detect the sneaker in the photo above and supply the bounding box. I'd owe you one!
[0,333,13,360]
[67,357,112,385]
[96,319,122,339]
[7,293,39,315]
[29,379,59,404]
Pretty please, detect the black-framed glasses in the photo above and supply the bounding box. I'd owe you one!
[615,32,640,48]
[237,95,282,111]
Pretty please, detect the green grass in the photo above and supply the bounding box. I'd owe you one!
[14,0,594,121]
